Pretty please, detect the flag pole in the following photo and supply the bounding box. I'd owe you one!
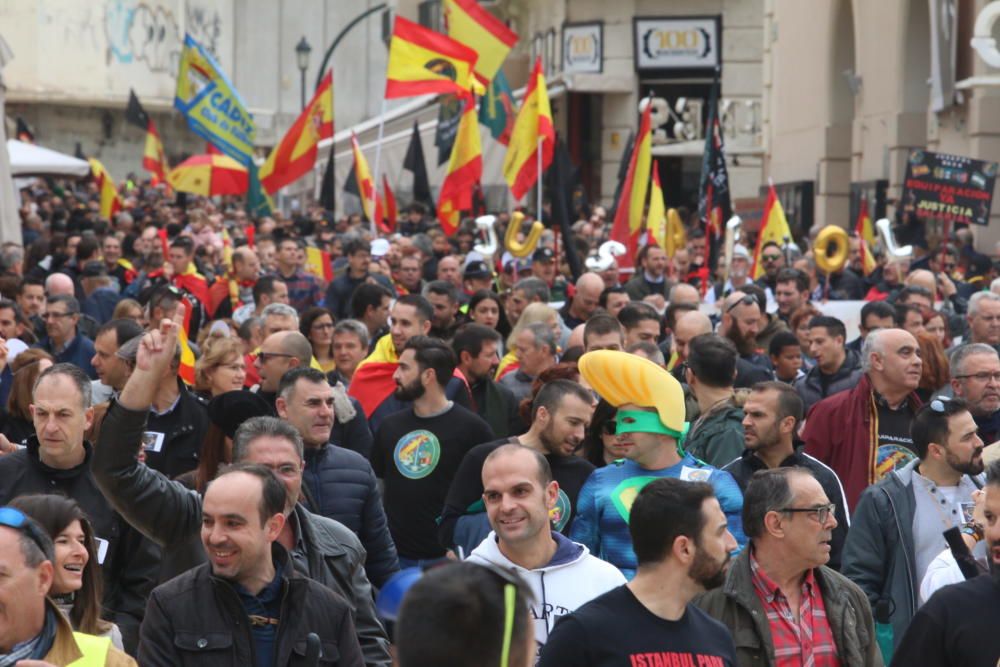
[370,98,388,237]
[536,135,543,222]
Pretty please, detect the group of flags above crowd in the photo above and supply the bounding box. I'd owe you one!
[74,0,872,280]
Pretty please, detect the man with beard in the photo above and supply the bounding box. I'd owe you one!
[571,351,746,579]
[720,291,770,373]
[370,336,494,568]
[697,469,880,666]
[843,398,985,650]
[438,379,596,557]
[888,458,1000,666]
[467,445,625,660]
[452,324,521,438]
[723,382,849,568]
[539,478,739,666]
[949,343,1000,443]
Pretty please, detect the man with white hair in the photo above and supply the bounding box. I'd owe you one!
[965,291,1000,352]
[705,244,754,304]
[804,328,923,512]
[950,343,1000,443]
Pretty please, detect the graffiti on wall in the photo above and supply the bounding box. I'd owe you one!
[103,0,223,74]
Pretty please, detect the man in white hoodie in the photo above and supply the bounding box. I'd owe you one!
[468,444,625,659]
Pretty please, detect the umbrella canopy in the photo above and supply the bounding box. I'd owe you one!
[6,139,90,177]
[168,154,248,196]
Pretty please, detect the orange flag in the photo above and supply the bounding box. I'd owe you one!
[437,98,482,235]
[260,71,334,193]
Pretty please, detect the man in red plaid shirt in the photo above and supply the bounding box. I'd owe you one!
[697,468,882,666]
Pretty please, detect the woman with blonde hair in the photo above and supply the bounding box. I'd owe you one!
[194,335,246,397]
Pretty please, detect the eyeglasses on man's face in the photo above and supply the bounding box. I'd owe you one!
[778,503,836,524]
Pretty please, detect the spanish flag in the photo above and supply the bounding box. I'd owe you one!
[751,183,793,279]
[855,196,878,276]
[383,175,398,233]
[443,0,517,85]
[348,334,401,417]
[88,159,122,221]
[260,71,334,193]
[385,16,480,99]
[350,133,384,229]
[648,162,686,257]
[501,58,554,201]
[304,247,333,283]
[125,89,170,183]
[177,295,197,385]
[437,98,483,235]
[608,99,652,268]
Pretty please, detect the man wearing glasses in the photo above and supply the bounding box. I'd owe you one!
[36,294,97,379]
[964,291,1000,352]
[698,468,880,667]
[949,343,1000,444]
[0,507,137,666]
[842,397,985,652]
[754,241,786,293]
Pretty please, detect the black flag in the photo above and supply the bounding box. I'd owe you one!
[403,120,433,208]
[343,160,360,197]
[697,73,732,274]
[550,135,583,281]
[15,117,34,143]
[124,90,150,130]
[73,142,86,160]
[319,156,336,212]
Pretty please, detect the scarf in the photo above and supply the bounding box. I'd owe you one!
[0,606,57,667]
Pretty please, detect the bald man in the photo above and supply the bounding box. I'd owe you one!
[208,246,261,319]
[44,272,98,339]
[560,273,605,328]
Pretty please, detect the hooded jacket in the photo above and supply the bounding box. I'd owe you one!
[467,531,625,650]
[684,393,747,468]
[795,348,864,413]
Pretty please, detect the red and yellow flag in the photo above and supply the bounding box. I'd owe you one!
[385,16,480,99]
[443,0,517,85]
[855,196,878,276]
[647,162,686,258]
[383,175,398,233]
[752,183,793,279]
[177,295,197,385]
[350,133,384,228]
[260,71,334,193]
[88,159,122,221]
[608,100,653,267]
[437,99,482,235]
[501,57,554,201]
[304,247,333,283]
[143,122,169,184]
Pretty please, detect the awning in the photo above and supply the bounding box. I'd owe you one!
[6,139,90,177]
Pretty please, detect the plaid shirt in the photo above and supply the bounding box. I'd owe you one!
[275,267,322,312]
[750,551,840,667]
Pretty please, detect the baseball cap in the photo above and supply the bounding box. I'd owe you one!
[371,238,390,258]
[463,260,491,279]
[532,247,555,263]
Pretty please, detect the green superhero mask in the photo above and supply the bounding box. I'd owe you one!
[615,409,683,440]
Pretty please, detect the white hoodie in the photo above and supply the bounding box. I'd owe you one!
[467,531,626,657]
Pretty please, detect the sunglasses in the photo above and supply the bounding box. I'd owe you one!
[257,352,295,363]
[929,397,951,413]
[761,254,782,262]
[601,421,618,436]
[726,295,758,313]
[0,507,51,558]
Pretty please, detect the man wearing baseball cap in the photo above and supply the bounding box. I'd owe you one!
[570,350,746,578]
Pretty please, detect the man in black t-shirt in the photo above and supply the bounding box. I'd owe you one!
[438,379,596,556]
[889,458,1000,667]
[370,336,494,567]
[538,478,738,667]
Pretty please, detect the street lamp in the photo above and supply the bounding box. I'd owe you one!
[295,36,312,110]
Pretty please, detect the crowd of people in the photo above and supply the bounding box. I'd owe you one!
[0,176,999,666]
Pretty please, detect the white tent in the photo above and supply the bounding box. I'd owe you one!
[6,139,90,178]
[0,34,20,245]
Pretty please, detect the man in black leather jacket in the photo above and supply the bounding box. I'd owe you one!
[92,313,392,667]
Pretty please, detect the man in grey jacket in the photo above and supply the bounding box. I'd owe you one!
[92,310,392,667]
[697,468,881,667]
[842,397,984,651]
[795,315,863,414]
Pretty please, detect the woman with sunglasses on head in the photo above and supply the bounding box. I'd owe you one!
[9,494,124,650]
[300,306,338,374]
[581,400,629,467]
